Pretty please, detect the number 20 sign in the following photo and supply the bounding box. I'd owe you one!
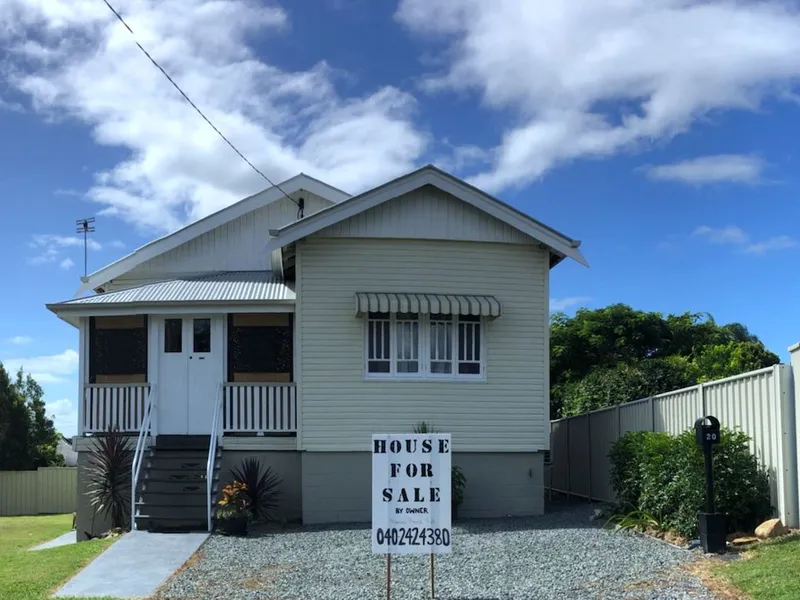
[371,433,452,554]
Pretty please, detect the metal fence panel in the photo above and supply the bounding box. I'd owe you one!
[619,398,652,434]
[0,467,77,516]
[549,419,570,493]
[567,415,591,498]
[654,386,702,434]
[589,408,618,502]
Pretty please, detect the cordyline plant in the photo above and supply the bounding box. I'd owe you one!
[85,426,133,531]
[231,458,282,522]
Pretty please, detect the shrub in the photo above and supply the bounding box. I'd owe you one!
[230,458,282,522]
[85,426,133,531]
[216,480,250,521]
[609,428,772,538]
[412,421,467,519]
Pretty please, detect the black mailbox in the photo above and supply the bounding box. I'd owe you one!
[695,415,721,447]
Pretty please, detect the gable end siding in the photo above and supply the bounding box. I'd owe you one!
[297,237,549,452]
[312,185,534,245]
[115,194,331,286]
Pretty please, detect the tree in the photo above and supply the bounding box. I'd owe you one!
[551,305,780,418]
[0,362,64,470]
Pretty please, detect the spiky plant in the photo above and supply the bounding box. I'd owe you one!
[85,426,133,530]
[413,421,436,433]
[231,458,283,522]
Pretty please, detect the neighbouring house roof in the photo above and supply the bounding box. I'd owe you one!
[355,293,501,318]
[49,271,294,312]
[265,164,588,268]
[77,173,351,295]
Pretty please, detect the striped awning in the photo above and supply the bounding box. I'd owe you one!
[355,293,501,318]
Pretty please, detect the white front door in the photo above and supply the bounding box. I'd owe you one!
[158,316,223,435]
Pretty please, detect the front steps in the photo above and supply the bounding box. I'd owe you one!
[134,436,220,532]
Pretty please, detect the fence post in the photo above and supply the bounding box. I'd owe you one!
[699,383,706,415]
[649,397,655,432]
[565,417,571,500]
[587,413,593,502]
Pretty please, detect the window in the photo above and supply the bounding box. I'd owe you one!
[366,312,484,379]
[164,319,182,353]
[89,315,147,383]
[193,318,211,353]
[227,313,292,381]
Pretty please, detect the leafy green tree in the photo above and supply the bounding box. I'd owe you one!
[0,362,64,470]
[551,305,779,418]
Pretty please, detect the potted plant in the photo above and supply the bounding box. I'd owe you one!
[215,480,250,536]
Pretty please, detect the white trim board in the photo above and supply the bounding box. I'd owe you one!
[265,165,588,268]
[77,174,351,295]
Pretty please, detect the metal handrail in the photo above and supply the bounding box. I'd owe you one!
[207,383,224,532]
[131,383,156,531]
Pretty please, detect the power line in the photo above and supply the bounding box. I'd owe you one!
[100,0,302,211]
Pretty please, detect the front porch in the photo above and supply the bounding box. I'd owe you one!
[78,311,298,441]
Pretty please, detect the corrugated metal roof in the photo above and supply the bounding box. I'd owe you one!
[54,272,294,306]
[355,292,501,318]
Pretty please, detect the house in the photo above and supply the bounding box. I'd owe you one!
[57,435,78,467]
[46,165,587,539]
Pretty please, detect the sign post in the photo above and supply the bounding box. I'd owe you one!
[372,433,452,598]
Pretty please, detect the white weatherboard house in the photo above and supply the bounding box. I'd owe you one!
[47,165,587,538]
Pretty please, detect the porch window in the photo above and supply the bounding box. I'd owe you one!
[365,312,484,379]
[228,313,292,382]
[89,315,147,384]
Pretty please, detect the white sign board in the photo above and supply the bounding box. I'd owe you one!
[372,433,452,554]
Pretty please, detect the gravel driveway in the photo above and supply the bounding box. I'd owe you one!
[156,504,718,600]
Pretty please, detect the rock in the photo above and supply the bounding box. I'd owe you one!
[730,536,760,547]
[755,518,789,539]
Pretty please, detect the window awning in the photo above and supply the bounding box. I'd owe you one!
[355,293,501,318]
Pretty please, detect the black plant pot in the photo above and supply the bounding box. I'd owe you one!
[216,515,249,536]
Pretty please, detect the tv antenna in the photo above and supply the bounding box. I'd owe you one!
[76,218,96,278]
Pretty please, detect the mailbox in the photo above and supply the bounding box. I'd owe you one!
[695,415,721,447]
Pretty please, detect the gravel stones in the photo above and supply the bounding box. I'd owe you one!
[156,505,718,600]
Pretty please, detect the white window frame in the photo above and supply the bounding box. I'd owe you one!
[363,312,486,381]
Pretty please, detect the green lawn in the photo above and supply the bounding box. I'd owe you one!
[0,514,115,600]
[714,535,800,600]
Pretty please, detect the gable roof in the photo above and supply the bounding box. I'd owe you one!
[77,173,351,295]
[264,165,588,268]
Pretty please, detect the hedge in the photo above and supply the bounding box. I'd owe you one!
[609,427,772,537]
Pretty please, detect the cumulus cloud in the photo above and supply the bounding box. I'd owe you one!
[693,225,798,255]
[59,257,75,270]
[8,336,33,345]
[550,296,591,312]
[396,0,800,191]
[644,155,765,184]
[1,0,427,233]
[47,398,78,438]
[0,349,80,383]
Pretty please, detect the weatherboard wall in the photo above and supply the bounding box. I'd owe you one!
[296,236,550,453]
[112,194,331,288]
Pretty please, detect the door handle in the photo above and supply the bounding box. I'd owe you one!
[198,356,205,360]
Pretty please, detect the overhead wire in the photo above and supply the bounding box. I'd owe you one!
[100,0,302,212]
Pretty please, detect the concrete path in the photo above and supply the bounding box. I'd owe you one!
[29,530,77,551]
[54,531,208,598]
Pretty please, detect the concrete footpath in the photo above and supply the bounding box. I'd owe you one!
[55,531,208,598]
[29,531,76,551]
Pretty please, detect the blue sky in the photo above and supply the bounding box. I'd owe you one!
[2,0,800,436]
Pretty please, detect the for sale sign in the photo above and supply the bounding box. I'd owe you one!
[371,433,452,554]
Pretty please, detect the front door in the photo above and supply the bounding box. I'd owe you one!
[158,316,223,435]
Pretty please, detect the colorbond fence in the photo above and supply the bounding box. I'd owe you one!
[547,364,800,527]
[0,467,77,516]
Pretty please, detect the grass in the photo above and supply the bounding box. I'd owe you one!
[0,514,115,600]
[712,534,800,600]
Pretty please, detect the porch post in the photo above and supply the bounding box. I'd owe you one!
[148,316,160,437]
[78,317,89,436]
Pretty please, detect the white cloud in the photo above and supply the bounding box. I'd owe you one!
[1,0,427,233]
[8,336,33,345]
[47,398,78,438]
[31,234,101,251]
[109,240,126,249]
[396,0,800,191]
[693,225,798,255]
[645,155,765,184]
[550,296,591,312]
[59,257,75,270]
[0,349,79,383]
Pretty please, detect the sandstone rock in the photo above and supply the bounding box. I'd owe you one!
[730,536,760,547]
[755,518,789,539]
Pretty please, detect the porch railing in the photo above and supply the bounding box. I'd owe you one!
[222,383,297,433]
[82,383,151,434]
[131,384,156,530]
